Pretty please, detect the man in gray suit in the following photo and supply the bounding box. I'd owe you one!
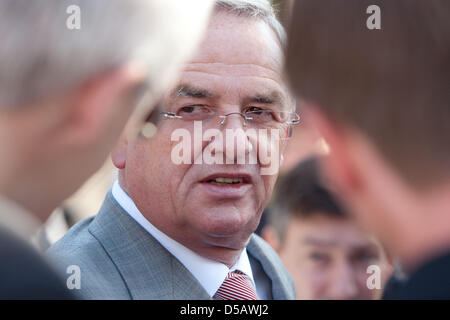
[49,0,297,300]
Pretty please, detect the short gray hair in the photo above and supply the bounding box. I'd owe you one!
[214,0,294,111]
[0,0,212,108]
[215,0,287,49]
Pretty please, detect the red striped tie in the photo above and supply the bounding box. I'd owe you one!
[214,270,259,300]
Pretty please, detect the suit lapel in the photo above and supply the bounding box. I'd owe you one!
[88,192,210,300]
[247,234,294,300]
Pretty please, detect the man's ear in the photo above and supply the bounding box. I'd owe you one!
[63,62,146,146]
[260,226,282,253]
[305,107,361,199]
[111,136,128,170]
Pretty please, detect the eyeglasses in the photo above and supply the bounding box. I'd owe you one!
[160,105,300,138]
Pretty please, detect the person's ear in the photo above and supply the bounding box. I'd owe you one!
[111,136,128,170]
[63,62,147,147]
[305,107,361,200]
[260,226,282,253]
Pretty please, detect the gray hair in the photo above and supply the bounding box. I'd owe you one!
[214,0,294,111]
[0,0,212,108]
[215,0,287,49]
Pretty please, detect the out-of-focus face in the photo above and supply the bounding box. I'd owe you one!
[279,214,392,300]
[118,12,291,260]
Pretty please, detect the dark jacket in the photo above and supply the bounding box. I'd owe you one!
[384,251,450,300]
[0,227,74,300]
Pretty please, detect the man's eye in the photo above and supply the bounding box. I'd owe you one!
[309,252,330,264]
[244,107,276,121]
[178,105,210,115]
[179,106,197,113]
[355,252,378,264]
[245,106,265,114]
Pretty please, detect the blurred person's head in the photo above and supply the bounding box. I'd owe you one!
[286,0,450,272]
[262,157,392,299]
[278,116,328,175]
[113,0,298,267]
[0,0,212,221]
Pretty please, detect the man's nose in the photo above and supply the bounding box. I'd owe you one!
[327,262,359,300]
[214,112,253,165]
[219,112,249,129]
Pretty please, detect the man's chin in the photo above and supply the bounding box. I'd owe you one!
[191,209,257,239]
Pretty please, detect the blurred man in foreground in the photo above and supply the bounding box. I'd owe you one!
[262,157,392,299]
[286,0,450,299]
[0,0,212,299]
[49,0,297,300]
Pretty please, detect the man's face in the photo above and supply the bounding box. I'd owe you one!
[279,214,391,300]
[119,12,290,255]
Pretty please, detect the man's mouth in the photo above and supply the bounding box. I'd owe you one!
[198,173,253,198]
[207,177,244,186]
[200,174,252,187]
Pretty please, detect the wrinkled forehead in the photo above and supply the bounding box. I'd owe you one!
[302,233,380,253]
[161,13,289,106]
[167,65,290,108]
[296,216,382,252]
[187,11,284,77]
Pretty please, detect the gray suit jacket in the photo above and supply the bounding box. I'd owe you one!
[47,192,295,300]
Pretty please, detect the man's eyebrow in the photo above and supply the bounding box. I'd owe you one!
[172,85,214,99]
[302,237,337,247]
[246,91,284,105]
[303,236,380,252]
[351,243,379,253]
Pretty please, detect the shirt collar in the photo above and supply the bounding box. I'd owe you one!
[111,180,255,297]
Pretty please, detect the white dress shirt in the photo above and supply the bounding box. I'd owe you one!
[112,181,270,299]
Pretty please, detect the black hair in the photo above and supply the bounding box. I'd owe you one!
[268,156,346,240]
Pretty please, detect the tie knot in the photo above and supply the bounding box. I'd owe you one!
[214,271,259,300]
